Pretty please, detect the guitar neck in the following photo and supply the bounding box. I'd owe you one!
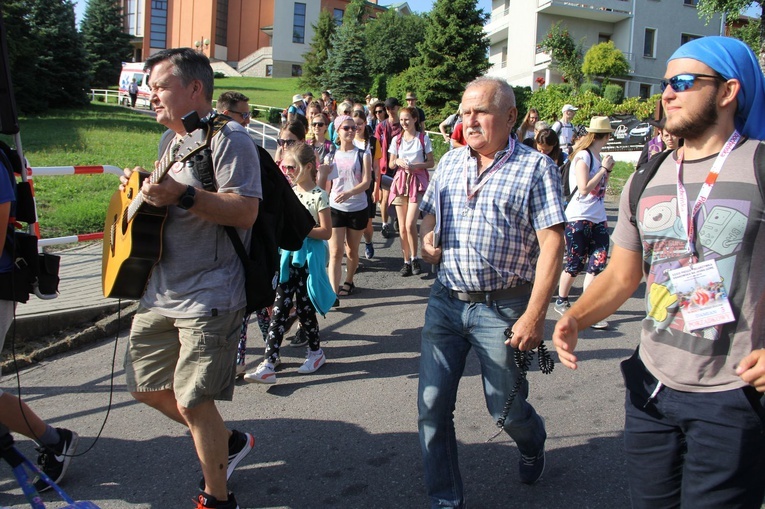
[125,139,180,221]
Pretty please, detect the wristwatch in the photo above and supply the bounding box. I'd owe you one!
[177,185,196,210]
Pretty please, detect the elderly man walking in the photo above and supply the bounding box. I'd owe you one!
[418,76,565,508]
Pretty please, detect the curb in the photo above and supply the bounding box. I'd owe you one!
[1,302,138,374]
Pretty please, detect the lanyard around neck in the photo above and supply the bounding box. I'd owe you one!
[463,137,515,201]
[675,130,740,260]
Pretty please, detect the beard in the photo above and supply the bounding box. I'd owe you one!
[665,91,718,141]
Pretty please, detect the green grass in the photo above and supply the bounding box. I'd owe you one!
[213,76,300,112]
[1,103,165,239]
[607,161,635,196]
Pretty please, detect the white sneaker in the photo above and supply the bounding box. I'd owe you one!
[243,360,277,384]
[297,348,326,374]
[553,299,570,316]
[591,320,609,330]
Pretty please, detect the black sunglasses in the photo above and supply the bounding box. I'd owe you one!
[660,73,725,93]
[375,110,385,114]
[312,122,326,127]
[277,139,298,147]
[229,110,251,119]
[340,125,357,132]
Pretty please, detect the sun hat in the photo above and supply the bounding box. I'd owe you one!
[586,116,614,133]
[562,104,578,113]
[292,93,303,103]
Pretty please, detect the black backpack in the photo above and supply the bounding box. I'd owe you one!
[561,147,593,203]
[167,115,315,314]
[0,141,60,303]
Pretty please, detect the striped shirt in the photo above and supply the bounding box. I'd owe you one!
[420,141,565,292]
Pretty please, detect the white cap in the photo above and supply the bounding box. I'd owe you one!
[292,93,303,103]
[562,104,578,113]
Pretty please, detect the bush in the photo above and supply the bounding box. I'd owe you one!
[214,72,226,79]
[604,84,624,104]
[369,74,387,101]
[267,107,282,125]
[580,82,601,96]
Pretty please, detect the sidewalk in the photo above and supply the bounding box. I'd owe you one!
[7,241,132,344]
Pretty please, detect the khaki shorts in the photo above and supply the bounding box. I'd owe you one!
[124,306,244,408]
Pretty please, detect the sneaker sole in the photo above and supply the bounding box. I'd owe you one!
[227,432,255,479]
[591,323,609,330]
[243,373,276,384]
[36,431,79,492]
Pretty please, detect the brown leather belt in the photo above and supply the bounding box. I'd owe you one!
[448,283,532,305]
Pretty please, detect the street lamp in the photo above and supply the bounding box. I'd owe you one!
[194,37,210,54]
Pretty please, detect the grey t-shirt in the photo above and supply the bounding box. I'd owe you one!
[141,122,262,318]
[611,139,765,392]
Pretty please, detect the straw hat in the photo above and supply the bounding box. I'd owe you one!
[586,116,614,133]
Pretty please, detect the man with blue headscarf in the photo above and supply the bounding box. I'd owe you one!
[552,36,765,508]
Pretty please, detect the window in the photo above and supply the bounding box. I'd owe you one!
[293,3,306,44]
[266,65,273,77]
[216,0,228,46]
[150,1,168,49]
[598,33,611,44]
[639,84,651,99]
[643,28,656,58]
[501,46,507,68]
[334,9,344,26]
[292,64,302,77]
[681,33,701,45]
[683,0,698,6]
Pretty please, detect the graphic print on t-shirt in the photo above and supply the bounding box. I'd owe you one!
[638,187,749,346]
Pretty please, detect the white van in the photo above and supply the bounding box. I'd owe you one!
[118,62,150,109]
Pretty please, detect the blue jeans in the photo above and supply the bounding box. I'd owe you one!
[418,279,546,508]
[621,350,765,509]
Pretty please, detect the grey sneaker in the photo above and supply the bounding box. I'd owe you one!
[591,320,609,330]
[411,259,422,275]
[553,298,570,316]
[400,263,412,277]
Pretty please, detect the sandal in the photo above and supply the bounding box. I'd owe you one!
[337,281,355,297]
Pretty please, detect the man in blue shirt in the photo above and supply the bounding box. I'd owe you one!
[418,77,565,508]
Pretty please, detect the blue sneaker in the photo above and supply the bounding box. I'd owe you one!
[365,242,374,259]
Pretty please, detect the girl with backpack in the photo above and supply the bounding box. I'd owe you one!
[353,110,379,260]
[388,106,434,277]
[553,116,615,330]
[244,144,334,384]
[328,115,373,299]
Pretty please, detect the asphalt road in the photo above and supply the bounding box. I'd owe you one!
[0,200,648,509]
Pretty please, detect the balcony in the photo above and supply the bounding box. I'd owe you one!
[537,0,632,23]
[485,9,510,45]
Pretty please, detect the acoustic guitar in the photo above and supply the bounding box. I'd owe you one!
[102,112,209,299]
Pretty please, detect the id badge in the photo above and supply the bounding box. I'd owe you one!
[667,259,735,332]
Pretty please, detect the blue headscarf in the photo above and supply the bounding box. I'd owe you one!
[669,36,765,140]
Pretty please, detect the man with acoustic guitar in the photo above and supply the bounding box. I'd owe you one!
[118,48,261,509]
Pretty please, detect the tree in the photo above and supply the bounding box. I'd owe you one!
[364,9,427,77]
[322,0,371,100]
[299,8,336,91]
[2,0,89,113]
[81,0,133,88]
[697,0,764,68]
[538,22,584,88]
[582,41,631,84]
[407,0,490,116]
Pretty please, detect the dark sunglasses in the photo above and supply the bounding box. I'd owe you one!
[374,109,385,114]
[660,73,725,93]
[312,122,326,127]
[340,125,357,131]
[280,164,297,172]
[229,110,251,119]
[277,139,298,147]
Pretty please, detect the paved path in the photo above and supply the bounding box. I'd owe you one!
[1,200,649,508]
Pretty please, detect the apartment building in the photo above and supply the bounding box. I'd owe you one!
[119,0,388,78]
[485,0,724,98]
